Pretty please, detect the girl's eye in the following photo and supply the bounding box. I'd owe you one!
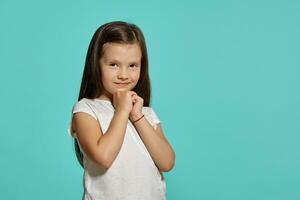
[109,63,117,67]
[130,64,139,68]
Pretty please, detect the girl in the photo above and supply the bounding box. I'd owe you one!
[67,21,175,200]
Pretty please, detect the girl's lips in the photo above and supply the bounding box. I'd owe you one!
[115,83,130,87]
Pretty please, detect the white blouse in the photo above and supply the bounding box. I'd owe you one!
[67,98,166,200]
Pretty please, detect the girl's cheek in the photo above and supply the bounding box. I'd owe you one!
[133,72,140,80]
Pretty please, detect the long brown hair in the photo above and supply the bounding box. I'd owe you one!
[73,21,151,168]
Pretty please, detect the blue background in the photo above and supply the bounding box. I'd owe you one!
[0,0,299,199]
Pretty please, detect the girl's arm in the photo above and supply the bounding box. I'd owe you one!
[131,116,175,172]
[73,110,129,169]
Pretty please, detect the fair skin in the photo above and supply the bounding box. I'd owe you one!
[72,42,175,172]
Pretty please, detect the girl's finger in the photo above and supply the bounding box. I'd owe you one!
[130,91,137,96]
[132,95,137,103]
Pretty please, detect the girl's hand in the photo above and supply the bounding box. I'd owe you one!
[113,91,135,114]
[129,92,144,122]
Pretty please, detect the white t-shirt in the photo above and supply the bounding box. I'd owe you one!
[67,98,166,200]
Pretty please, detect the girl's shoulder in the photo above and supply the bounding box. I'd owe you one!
[71,98,99,119]
[75,98,112,107]
[72,97,92,106]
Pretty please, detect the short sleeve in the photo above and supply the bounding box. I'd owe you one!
[143,107,161,130]
[149,107,160,125]
[72,100,98,120]
[67,100,98,138]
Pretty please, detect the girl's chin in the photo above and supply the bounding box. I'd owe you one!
[114,87,132,92]
[115,88,129,92]
[106,88,129,95]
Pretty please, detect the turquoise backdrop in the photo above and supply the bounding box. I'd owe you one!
[0,0,299,199]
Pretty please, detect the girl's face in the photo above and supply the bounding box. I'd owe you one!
[99,42,142,99]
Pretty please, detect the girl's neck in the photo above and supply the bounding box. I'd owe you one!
[96,92,112,102]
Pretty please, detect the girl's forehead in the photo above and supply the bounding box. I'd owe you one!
[102,42,140,52]
[101,42,142,60]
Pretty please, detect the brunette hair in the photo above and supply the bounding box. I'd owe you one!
[73,21,151,168]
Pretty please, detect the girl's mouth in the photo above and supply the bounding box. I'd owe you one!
[115,82,130,87]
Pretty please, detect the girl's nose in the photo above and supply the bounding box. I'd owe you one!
[117,75,128,80]
[117,69,129,80]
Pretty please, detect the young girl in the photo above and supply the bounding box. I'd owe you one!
[67,21,175,200]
